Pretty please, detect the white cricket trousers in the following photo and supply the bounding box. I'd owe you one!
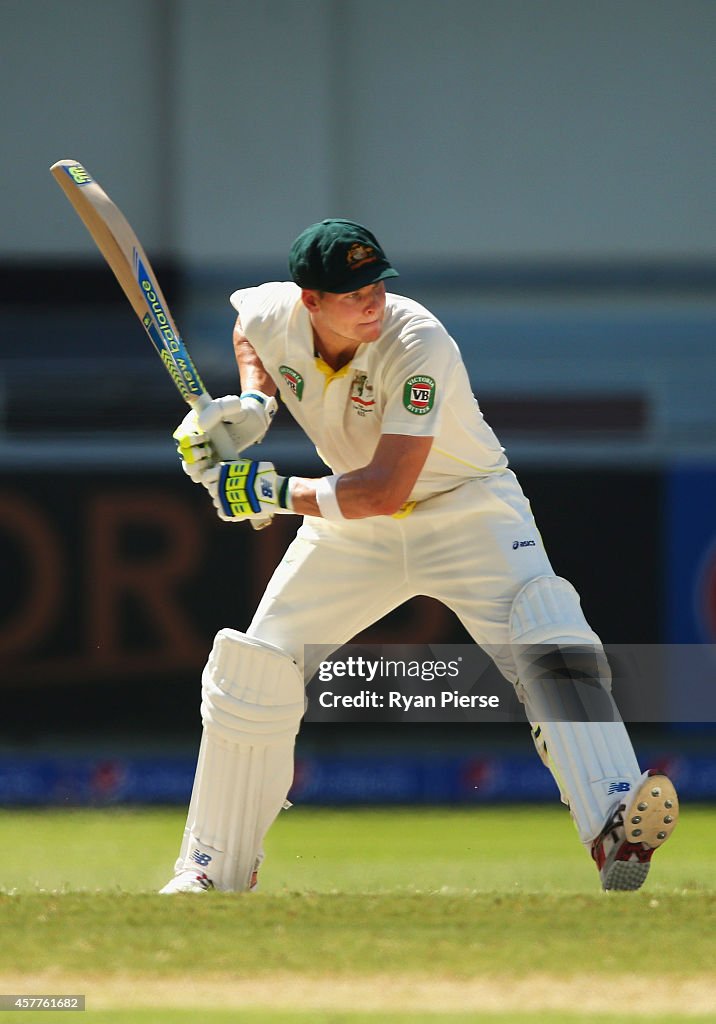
[248,471,554,681]
[244,470,644,846]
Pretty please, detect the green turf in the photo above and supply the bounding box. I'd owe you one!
[1,889,714,976]
[0,805,713,1020]
[0,804,711,895]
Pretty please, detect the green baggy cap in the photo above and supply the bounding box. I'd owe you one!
[289,219,399,293]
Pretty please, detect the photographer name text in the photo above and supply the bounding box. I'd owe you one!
[318,690,500,710]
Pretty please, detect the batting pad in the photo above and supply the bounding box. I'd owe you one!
[510,576,642,843]
[175,629,305,891]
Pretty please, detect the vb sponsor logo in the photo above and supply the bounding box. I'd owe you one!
[279,365,304,401]
[403,375,436,415]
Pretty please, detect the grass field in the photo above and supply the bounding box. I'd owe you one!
[0,804,714,1023]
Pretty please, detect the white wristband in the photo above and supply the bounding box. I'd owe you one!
[315,474,345,521]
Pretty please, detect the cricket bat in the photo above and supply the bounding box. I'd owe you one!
[50,159,271,529]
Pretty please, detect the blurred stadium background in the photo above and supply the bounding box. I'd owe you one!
[1,0,715,814]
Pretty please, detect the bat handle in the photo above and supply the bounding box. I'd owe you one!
[194,395,273,532]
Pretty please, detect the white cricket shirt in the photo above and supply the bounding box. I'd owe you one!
[230,282,508,502]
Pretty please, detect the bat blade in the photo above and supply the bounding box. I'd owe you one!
[50,159,207,409]
[50,159,272,528]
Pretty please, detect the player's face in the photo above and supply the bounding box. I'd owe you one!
[307,281,387,346]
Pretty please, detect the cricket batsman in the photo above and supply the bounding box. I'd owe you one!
[161,219,678,894]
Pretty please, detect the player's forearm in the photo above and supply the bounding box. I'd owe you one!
[290,470,403,519]
[290,434,432,520]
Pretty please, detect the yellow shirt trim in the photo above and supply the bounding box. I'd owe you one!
[314,356,351,391]
[431,445,505,474]
[392,501,417,519]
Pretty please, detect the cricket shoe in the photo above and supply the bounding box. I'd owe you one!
[158,870,214,894]
[591,770,679,891]
[158,862,261,894]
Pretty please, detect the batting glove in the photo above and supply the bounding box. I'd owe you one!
[173,391,278,481]
[207,459,294,522]
[173,410,214,483]
[199,391,277,450]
